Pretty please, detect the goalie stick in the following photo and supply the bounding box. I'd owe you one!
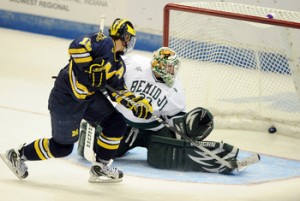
[81,15,106,162]
[99,15,106,33]
[81,119,96,162]
[105,84,260,171]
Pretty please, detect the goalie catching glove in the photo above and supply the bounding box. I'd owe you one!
[112,90,153,119]
[171,107,214,141]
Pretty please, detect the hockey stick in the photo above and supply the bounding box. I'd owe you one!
[104,84,259,170]
[99,15,106,33]
[80,15,107,162]
[81,120,96,162]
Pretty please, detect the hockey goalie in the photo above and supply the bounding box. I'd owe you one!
[78,47,260,174]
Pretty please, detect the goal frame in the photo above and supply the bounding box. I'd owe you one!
[162,2,300,136]
[163,3,300,47]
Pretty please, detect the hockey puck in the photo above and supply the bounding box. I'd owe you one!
[266,13,274,19]
[268,127,277,134]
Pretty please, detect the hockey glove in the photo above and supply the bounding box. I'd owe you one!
[131,96,153,119]
[184,107,214,141]
[111,89,153,119]
[87,57,106,88]
[171,107,214,141]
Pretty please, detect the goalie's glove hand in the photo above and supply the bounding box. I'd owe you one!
[86,57,106,88]
[184,107,214,141]
[131,97,153,119]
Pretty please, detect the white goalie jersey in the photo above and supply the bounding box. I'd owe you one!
[116,54,186,131]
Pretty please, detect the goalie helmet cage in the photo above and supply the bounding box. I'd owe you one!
[163,2,300,137]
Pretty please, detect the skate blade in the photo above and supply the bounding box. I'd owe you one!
[0,153,27,180]
[88,175,123,183]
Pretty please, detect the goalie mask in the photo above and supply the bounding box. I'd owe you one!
[109,18,136,54]
[151,47,180,87]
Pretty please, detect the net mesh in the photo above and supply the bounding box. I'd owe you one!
[165,2,300,136]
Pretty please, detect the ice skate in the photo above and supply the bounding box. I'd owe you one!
[89,160,123,183]
[0,145,28,179]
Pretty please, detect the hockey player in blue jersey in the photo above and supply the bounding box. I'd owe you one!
[1,18,153,183]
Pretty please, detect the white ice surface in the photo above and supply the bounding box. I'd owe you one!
[0,28,300,201]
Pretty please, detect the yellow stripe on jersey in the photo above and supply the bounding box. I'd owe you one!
[69,48,88,54]
[68,60,95,100]
[96,133,123,150]
[34,139,54,160]
[69,48,93,64]
[73,57,93,63]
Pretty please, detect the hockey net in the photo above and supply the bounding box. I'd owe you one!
[163,2,300,137]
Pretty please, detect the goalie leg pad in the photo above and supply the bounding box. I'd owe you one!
[147,135,239,174]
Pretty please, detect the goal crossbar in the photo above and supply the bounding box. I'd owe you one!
[164,3,300,47]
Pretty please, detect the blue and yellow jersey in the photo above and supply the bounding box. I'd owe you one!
[67,32,127,100]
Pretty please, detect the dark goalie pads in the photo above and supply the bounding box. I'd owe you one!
[147,135,239,174]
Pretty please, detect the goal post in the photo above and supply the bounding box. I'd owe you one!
[163,2,300,137]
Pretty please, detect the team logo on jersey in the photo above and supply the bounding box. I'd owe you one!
[134,66,142,72]
[96,32,106,41]
[72,129,79,137]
